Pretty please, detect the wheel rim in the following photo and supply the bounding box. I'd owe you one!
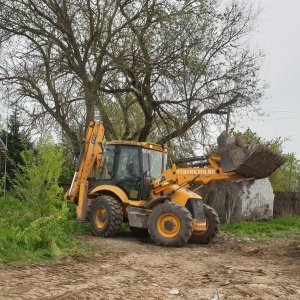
[95,207,107,229]
[157,213,180,238]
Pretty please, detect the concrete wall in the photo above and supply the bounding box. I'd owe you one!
[199,178,275,223]
[238,178,274,221]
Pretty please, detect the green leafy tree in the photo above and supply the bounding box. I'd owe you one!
[268,144,300,192]
[12,137,68,253]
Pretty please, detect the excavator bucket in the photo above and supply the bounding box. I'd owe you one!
[217,133,286,179]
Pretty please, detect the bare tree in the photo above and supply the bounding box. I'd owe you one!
[117,1,264,146]
[0,0,136,152]
[0,0,264,155]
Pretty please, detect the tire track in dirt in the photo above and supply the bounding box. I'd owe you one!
[0,235,299,299]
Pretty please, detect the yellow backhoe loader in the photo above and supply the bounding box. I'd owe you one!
[65,121,285,247]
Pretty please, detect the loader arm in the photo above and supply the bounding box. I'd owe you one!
[151,155,258,196]
[65,121,105,208]
[175,155,247,186]
[151,136,285,196]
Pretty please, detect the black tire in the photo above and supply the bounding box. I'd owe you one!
[148,202,193,247]
[90,195,123,237]
[189,204,220,244]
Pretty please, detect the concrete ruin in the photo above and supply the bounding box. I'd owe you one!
[198,178,274,223]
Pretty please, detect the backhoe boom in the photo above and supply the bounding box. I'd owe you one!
[66,121,105,207]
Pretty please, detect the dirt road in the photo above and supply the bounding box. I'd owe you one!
[0,233,299,300]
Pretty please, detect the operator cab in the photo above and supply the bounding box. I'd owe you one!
[97,141,169,200]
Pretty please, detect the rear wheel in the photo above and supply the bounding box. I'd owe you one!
[90,195,123,237]
[148,202,193,247]
[189,204,220,244]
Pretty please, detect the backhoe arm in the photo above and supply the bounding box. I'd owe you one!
[65,122,105,211]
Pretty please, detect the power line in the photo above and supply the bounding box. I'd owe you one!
[263,102,300,104]
[260,110,300,114]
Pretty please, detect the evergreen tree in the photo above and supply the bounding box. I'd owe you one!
[0,108,33,189]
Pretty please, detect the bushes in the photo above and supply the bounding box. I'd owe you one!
[0,138,70,263]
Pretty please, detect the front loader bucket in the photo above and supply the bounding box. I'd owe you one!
[217,133,285,179]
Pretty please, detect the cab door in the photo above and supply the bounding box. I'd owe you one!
[114,146,142,200]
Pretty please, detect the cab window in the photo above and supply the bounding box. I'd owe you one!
[115,146,141,199]
[98,145,115,180]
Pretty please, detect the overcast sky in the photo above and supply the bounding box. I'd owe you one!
[239,0,300,158]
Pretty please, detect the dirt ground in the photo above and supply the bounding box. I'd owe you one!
[0,233,299,300]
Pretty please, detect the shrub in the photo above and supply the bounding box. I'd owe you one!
[0,137,69,263]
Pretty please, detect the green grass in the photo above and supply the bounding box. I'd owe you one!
[220,216,300,238]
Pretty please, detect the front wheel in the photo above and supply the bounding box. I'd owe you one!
[90,195,123,237]
[189,204,220,244]
[148,202,193,247]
